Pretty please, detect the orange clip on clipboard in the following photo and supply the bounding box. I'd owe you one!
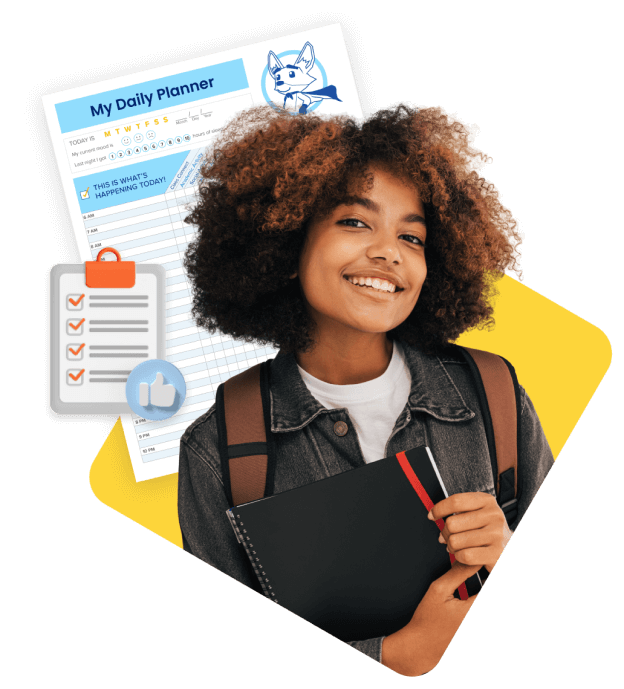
[85,247,135,288]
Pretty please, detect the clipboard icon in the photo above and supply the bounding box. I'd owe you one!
[50,248,165,414]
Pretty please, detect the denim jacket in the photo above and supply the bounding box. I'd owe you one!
[177,342,553,664]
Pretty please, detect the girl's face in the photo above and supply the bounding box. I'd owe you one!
[297,166,427,341]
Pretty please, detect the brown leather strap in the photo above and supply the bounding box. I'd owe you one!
[223,363,268,506]
[463,347,518,498]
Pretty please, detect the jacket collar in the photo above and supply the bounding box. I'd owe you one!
[269,341,474,433]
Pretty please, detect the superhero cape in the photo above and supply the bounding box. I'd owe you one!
[285,85,342,102]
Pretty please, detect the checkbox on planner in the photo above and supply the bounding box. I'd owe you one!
[80,188,90,200]
[66,369,85,385]
[66,318,85,335]
[67,293,85,310]
[67,343,85,361]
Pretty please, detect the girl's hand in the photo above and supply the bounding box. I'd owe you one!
[429,492,512,573]
[382,561,480,675]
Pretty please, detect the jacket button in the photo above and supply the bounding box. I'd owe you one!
[333,421,348,437]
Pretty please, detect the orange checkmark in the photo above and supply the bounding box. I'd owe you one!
[69,369,85,381]
[69,344,85,356]
[69,318,85,331]
[69,294,85,306]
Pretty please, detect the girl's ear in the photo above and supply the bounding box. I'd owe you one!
[289,272,298,279]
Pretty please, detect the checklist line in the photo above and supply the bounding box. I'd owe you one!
[89,353,149,358]
[88,320,149,331]
[89,346,148,350]
[89,294,149,309]
[89,365,130,382]
[90,370,132,375]
[89,378,129,383]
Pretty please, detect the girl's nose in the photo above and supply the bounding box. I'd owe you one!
[365,229,402,264]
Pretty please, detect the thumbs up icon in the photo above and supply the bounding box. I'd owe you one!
[126,359,186,420]
[139,372,176,408]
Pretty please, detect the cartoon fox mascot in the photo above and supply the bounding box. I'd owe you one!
[267,42,342,114]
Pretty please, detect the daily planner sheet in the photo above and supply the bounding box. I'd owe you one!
[44,24,363,480]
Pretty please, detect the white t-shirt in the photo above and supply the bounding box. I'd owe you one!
[297,341,412,464]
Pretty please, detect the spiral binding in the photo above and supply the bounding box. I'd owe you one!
[227,510,278,603]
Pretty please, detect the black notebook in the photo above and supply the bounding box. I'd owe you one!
[227,446,481,642]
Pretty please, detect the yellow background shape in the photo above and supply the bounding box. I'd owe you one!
[90,275,612,548]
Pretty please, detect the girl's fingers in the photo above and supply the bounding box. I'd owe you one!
[451,546,499,567]
[444,527,495,554]
[438,503,506,546]
[444,508,494,534]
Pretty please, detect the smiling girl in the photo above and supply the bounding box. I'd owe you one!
[177,105,553,675]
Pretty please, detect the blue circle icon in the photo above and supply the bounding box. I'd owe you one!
[126,359,186,420]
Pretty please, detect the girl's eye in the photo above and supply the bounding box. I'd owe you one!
[401,234,425,246]
[338,218,366,227]
[338,218,425,247]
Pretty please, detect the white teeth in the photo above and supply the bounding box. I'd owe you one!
[346,276,398,293]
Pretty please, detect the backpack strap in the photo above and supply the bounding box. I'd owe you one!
[458,346,521,525]
[215,360,275,508]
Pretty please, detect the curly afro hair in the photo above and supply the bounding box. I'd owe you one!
[184,104,520,354]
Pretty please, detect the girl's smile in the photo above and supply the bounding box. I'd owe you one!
[345,277,401,299]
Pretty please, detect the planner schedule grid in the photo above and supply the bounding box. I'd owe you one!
[66,94,280,480]
[83,167,277,470]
